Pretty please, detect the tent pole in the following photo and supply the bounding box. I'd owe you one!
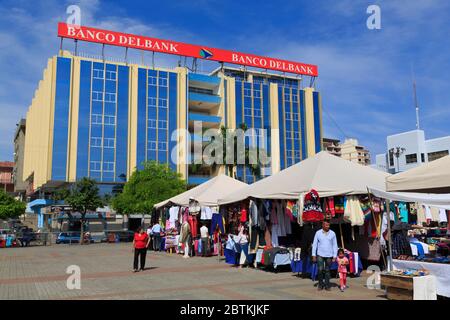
[339,216,345,250]
[385,199,393,271]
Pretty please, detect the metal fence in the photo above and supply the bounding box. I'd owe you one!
[0,230,135,248]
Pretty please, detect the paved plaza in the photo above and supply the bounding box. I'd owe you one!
[0,243,386,300]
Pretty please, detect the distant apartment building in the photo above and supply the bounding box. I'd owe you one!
[13,119,27,199]
[322,137,341,157]
[339,138,371,166]
[374,129,450,173]
[0,161,14,193]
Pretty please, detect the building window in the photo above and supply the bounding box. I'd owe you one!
[105,92,116,103]
[103,161,114,172]
[421,153,425,162]
[292,94,298,102]
[91,114,102,125]
[105,70,116,81]
[405,153,418,164]
[93,69,104,79]
[148,76,157,86]
[244,107,252,116]
[90,161,101,172]
[292,112,299,121]
[158,98,168,108]
[254,89,261,98]
[104,115,116,126]
[388,149,394,166]
[148,97,157,107]
[158,78,168,87]
[158,120,168,129]
[244,88,252,97]
[148,119,157,129]
[147,141,157,150]
[90,137,102,147]
[104,138,115,148]
[158,141,167,150]
[428,150,449,162]
[253,109,262,118]
[92,91,103,102]
[284,93,290,101]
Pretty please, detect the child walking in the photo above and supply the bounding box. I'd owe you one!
[336,248,349,292]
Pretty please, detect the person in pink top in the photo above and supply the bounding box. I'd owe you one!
[336,248,349,292]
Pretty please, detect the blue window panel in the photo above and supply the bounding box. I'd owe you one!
[158,108,167,120]
[136,68,147,169]
[147,150,156,161]
[148,128,157,140]
[90,171,101,179]
[158,150,167,163]
[76,60,92,179]
[235,81,243,125]
[148,84,157,96]
[105,63,116,72]
[168,72,178,171]
[92,101,102,114]
[90,148,102,162]
[93,62,103,70]
[148,69,157,77]
[103,149,115,162]
[103,125,115,138]
[278,87,285,170]
[115,65,128,182]
[92,78,103,92]
[105,80,116,93]
[52,57,71,181]
[300,90,307,160]
[102,172,114,182]
[91,124,102,137]
[148,107,157,119]
[313,92,322,154]
[104,102,116,116]
[159,86,168,99]
[158,130,168,142]
[236,165,244,181]
[262,85,271,156]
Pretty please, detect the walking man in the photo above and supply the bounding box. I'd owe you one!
[200,223,210,257]
[151,222,162,251]
[312,220,338,291]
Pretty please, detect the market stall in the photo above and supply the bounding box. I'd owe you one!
[218,152,391,275]
[369,187,450,298]
[153,175,247,257]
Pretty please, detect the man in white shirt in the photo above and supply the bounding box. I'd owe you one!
[151,223,162,251]
[312,220,338,291]
[200,223,210,257]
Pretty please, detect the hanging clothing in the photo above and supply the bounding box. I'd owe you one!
[240,207,248,223]
[200,206,213,220]
[439,208,448,223]
[249,200,258,227]
[302,189,324,223]
[270,202,278,225]
[297,196,304,226]
[417,204,427,225]
[271,224,280,247]
[210,213,225,234]
[324,197,336,219]
[188,215,198,238]
[397,202,408,223]
[334,197,345,215]
[344,196,365,226]
[169,206,179,227]
[276,201,287,237]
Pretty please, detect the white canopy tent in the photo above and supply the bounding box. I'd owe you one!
[368,187,450,210]
[154,174,247,209]
[219,151,391,205]
[386,155,450,193]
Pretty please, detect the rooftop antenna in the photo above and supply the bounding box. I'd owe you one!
[412,64,420,130]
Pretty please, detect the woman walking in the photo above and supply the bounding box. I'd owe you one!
[133,227,150,272]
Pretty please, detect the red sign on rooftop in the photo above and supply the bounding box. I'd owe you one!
[57,22,318,77]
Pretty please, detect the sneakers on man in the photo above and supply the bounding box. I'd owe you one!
[325,287,331,291]
[317,286,323,291]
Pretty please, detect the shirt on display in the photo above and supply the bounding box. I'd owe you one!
[200,226,209,238]
[200,206,213,220]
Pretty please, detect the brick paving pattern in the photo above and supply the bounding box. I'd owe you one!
[0,243,386,300]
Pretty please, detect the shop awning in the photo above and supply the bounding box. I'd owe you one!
[154,174,247,209]
[368,187,450,209]
[386,155,450,193]
[219,151,390,205]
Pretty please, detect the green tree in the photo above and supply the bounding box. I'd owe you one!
[215,124,262,180]
[0,189,26,220]
[64,178,104,244]
[112,161,186,224]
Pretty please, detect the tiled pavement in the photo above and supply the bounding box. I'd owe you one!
[0,243,386,300]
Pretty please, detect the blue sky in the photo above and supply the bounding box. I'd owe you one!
[1,0,449,161]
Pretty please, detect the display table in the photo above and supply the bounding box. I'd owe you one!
[291,256,363,280]
[393,259,450,298]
